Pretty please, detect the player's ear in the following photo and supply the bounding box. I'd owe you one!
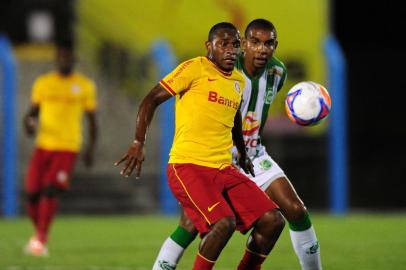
[205,41,213,57]
[241,38,248,51]
[274,40,278,50]
[205,40,211,50]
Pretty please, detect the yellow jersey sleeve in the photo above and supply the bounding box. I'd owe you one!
[159,58,201,96]
[31,76,45,104]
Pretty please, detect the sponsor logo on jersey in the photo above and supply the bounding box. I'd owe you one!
[43,95,80,103]
[208,91,239,109]
[242,111,259,148]
[207,202,221,212]
[71,84,81,94]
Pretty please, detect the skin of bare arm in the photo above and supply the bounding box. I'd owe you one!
[114,84,172,178]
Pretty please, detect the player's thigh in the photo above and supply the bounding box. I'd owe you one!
[43,151,77,190]
[179,208,198,234]
[25,148,47,193]
[251,153,287,189]
[167,163,234,234]
[265,177,306,220]
[223,168,278,233]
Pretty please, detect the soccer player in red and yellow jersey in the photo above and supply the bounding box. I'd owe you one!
[23,42,97,256]
[153,19,323,270]
[115,22,285,270]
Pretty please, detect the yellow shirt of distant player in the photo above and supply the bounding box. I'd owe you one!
[160,56,245,168]
[31,72,97,152]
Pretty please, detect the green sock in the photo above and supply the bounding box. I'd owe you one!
[169,226,196,248]
[289,211,312,231]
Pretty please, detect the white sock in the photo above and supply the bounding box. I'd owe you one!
[152,237,185,270]
[290,226,322,270]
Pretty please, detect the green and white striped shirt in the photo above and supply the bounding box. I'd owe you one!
[235,55,287,157]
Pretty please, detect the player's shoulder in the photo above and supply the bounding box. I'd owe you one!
[34,71,57,84]
[73,71,94,82]
[267,56,287,74]
[177,56,202,69]
[232,68,245,83]
[73,72,96,89]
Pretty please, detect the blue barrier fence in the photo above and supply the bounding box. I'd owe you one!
[151,40,178,215]
[325,35,348,215]
[0,35,18,218]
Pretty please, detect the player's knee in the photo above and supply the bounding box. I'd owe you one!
[273,211,286,233]
[260,210,285,235]
[42,185,64,197]
[211,217,236,238]
[286,201,307,222]
[179,216,198,235]
[26,192,41,203]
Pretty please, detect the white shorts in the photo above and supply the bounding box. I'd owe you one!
[233,145,287,191]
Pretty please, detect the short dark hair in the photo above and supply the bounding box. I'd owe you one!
[245,19,276,38]
[208,22,238,41]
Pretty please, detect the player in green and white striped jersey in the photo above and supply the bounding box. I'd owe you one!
[232,19,322,270]
[153,19,322,270]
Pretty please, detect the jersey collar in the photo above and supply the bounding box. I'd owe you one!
[205,56,232,77]
[240,55,266,80]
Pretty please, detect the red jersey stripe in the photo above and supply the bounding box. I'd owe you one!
[160,80,176,96]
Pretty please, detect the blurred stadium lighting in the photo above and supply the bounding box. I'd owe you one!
[0,0,74,45]
[27,11,54,42]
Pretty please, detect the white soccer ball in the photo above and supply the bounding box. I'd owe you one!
[285,81,331,126]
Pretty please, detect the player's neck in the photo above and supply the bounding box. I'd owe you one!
[205,56,232,76]
[57,71,74,78]
[243,59,263,79]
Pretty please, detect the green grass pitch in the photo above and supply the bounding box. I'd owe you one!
[0,214,405,269]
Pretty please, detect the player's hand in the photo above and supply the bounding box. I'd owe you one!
[114,140,145,179]
[24,116,37,137]
[238,153,255,177]
[83,146,94,168]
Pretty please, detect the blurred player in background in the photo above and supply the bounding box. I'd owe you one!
[153,19,322,270]
[23,41,98,256]
[115,22,285,270]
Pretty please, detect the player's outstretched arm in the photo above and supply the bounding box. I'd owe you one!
[83,111,98,168]
[115,84,172,178]
[23,104,39,137]
[232,109,255,177]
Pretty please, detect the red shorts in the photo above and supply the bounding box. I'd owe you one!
[25,148,77,193]
[167,163,278,234]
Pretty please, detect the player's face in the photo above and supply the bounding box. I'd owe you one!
[56,48,75,75]
[243,28,278,70]
[206,29,241,72]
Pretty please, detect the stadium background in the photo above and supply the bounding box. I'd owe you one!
[1,0,404,214]
[1,0,334,214]
[0,0,405,269]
